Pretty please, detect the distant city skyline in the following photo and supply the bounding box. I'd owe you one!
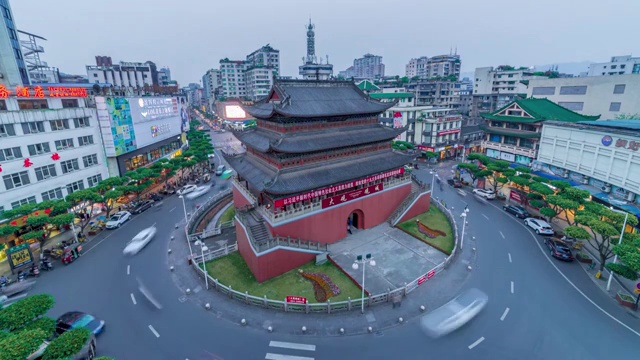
[10,0,640,85]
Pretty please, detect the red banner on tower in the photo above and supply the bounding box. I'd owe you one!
[321,184,383,209]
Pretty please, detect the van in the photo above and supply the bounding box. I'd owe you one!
[215,165,226,176]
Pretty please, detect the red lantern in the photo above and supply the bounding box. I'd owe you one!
[44,208,51,214]
[0,164,2,173]
[51,153,60,161]
[23,158,34,168]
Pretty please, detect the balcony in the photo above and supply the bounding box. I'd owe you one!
[479,124,540,138]
[481,140,536,158]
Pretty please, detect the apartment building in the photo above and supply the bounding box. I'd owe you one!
[86,57,153,88]
[405,54,461,79]
[405,80,462,110]
[339,53,385,80]
[219,44,280,101]
[527,74,640,119]
[587,55,640,77]
[219,59,248,98]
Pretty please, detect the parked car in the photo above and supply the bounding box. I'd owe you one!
[177,184,198,195]
[215,164,226,176]
[447,178,462,188]
[524,217,554,235]
[132,200,154,214]
[472,189,496,199]
[123,226,157,256]
[503,205,531,219]
[105,211,131,229]
[544,238,574,261]
[55,311,105,336]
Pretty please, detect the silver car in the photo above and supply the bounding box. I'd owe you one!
[420,288,488,338]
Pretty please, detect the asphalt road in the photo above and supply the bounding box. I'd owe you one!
[11,158,640,359]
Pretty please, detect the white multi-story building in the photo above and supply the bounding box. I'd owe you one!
[527,74,640,119]
[587,55,640,77]
[405,55,460,79]
[245,67,277,101]
[158,67,172,86]
[219,59,247,98]
[339,53,385,80]
[219,44,280,101]
[86,61,153,88]
[0,85,109,212]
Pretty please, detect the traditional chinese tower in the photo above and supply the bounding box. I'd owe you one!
[226,79,431,281]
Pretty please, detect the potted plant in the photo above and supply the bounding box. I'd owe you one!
[615,292,638,310]
[576,252,592,264]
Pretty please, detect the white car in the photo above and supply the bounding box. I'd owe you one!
[524,218,554,235]
[186,185,211,200]
[123,226,157,256]
[177,184,198,196]
[472,189,496,199]
[420,288,488,338]
[105,211,131,229]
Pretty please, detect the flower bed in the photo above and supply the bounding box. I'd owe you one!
[616,292,638,310]
[301,271,341,302]
[576,253,592,264]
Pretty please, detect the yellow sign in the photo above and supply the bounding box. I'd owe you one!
[634,288,640,294]
[10,248,31,267]
[595,271,601,279]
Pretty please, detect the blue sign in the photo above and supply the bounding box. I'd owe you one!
[601,135,613,146]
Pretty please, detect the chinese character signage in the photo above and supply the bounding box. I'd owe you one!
[615,138,640,152]
[285,296,308,304]
[274,168,403,208]
[321,184,384,209]
[0,85,87,99]
[7,243,33,270]
[437,128,461,136]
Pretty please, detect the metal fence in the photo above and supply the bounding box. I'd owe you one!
[186,188,232,235]
[187,197,460,313]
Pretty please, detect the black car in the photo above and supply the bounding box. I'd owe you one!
[447,178,462,188]
[132,200,154,214]
[544,238,574,261]
[503,205,530,218]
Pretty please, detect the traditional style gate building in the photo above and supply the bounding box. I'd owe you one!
[226,80,431,281]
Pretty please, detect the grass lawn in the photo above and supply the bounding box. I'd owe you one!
[216,205,236,226]
[397,206,454,254]
[204,252,362,303]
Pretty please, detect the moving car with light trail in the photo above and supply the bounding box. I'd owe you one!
[123,226,157,256]
[420,288,488,338]
[186,185,211,200]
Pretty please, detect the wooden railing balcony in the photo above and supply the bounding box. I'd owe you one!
[481,140,537,158]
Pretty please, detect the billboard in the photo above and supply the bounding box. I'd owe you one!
[225,105,246,119]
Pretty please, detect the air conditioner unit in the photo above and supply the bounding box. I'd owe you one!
[626,192,636,202]
[5,155,15,160]
[601,184,612,193]
[580,176,589,185]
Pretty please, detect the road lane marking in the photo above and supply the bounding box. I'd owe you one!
[508,253,512,263]
[499,231,505,239]
[265,354,314,360]
[148,325,160,337]
[269,341,316,351]
[127,265,130,275]
[485,199,640,338]
[468,337,485,349]
[169,206,176,212]
[500,307,510,321]
[482,213,489,220]
[510,281,514,294]
[130,293,137,305]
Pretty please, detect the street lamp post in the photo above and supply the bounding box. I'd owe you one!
[70,221,79,244]
[460,207,470,249]
[607,207,629,292]
[352,254,375,314]
[194,240,209,290]
[430,171,440,197]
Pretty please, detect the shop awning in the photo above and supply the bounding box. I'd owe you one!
[590,192,640,219]
[531,170,580,186]
[576,184,601,196]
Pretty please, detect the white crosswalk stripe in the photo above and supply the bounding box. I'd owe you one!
[265,341,316,360]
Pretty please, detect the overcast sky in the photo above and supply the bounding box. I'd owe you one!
[12,0,640,85]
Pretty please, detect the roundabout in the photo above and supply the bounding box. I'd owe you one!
[14,166,640,359]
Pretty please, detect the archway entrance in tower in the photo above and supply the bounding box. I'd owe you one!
[348,209,364,229]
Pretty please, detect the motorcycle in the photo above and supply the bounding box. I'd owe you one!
[41,258,54,271]
[17,270,26,282]
[29,264,40,278]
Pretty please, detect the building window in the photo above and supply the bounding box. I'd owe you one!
[60,159,80,174]
[61,99,79,108]
[531,87,555,96]
[87,174,103,187]
[21,121,45,134]
[18,99,49,110]
[558,102,584,111]
[0,124,16,137]
[11,197,36,209]
[42,188,64,201]
[0,146,22,161]
[611,65,617,69]
[28,142,51,156]
[35,164,57,181]
[520,139,535,149]
[3,171,31,190]
[559,86,587,95]
[0,99,7,110]
[504,136,518,146]
[78,135,94,146]
[50,119,70,131]
[83,154,99,167]
[66,180,85,194]
[73,117,90,128]
[609,102,621,112]
[506,123,520,129]
[55,138,74,150]
[613,84,626,94]
[506,110,522,116]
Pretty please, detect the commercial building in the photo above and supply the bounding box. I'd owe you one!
[404,54,461,79]
[404,80,462,110]
[587,55,640,77]
[480,98,598,166]
[299,20,333,80]
[0,0,29,86]
[227,79,429,281]
[0,85,109,211]
[536,120,640,219]
[339,53,385,80]
[219,44,280,101]
[95,96,189,176]
[86,57,153,88]
[526,74,640,120]
[202,68,221,106]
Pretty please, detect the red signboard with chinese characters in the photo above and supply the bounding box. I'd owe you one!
[0,85,88,99]
[285,296,307,304]
[321,184,384,209]
[615,139,639,152]
[509,190,522,203]
[417,145,435,152]
[437,128,461,136]
[274,168,403,208]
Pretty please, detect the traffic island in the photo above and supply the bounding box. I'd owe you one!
[396,206,454,255]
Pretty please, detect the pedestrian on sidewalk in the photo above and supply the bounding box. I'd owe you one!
[347,224,352,235]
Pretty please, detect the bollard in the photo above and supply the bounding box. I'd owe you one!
[267,326,273,333]
[420,305,426,312]
[170,236,174,241]
[169,266,174,271]
[175,225,178,229]
[301,326,307,333]
[241,319,247,326]
[472,247,476,251]
[398,317,404,323]
[339,328,345,335]
[205,303,211,310]
[186,288,191,295]
[168,249,172,254]
[367,326,373,333]
[467,265,472,271]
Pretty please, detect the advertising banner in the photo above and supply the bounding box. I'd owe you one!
[105,97,137,156]
[285,296,307,304]
[274,168,403,207]
[7,243,33,271]
[321,184,383,209]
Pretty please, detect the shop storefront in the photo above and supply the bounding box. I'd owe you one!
[120,138,182,174]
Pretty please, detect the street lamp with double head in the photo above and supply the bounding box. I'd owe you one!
[352,254,376,314]
[194,240,210,290]
[607,207,629,292]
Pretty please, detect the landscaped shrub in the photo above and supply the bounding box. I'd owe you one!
[606,263,639,280]
[0,294,54,331]
[301,272,341,302]
[42,327,91,360]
